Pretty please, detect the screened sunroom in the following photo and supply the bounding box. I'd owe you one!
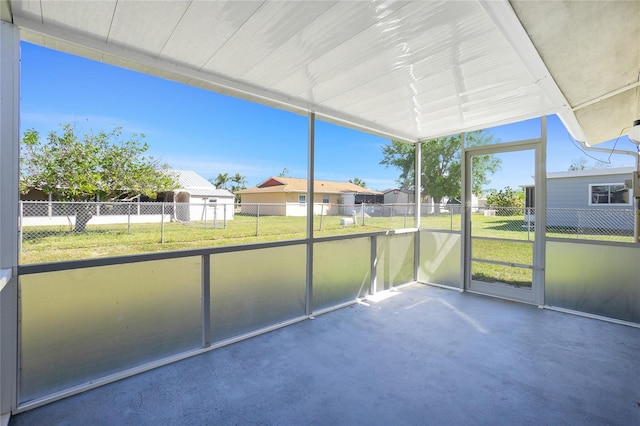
[1,1,638,425]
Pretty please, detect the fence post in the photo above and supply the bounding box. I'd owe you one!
[404,204,407,228]
[255,204,260,236]
[213,203,218,229]
[203,201,208,228]
[361,202,366,226]
[319,203,324,231]
[161,202,165,244]
[450,205,453,230]
[223,204,227,229]
[127,203,131,234]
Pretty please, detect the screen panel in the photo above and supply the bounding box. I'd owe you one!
[19,257,202,403]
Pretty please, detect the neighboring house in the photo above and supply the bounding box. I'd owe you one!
[21,169,235,225]
[238,177,382,216]
[161,170,235,222]
[523,166,635,230]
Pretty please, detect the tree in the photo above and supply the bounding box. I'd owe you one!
[568,157,588,171]
[349,178,367,188]
[568,157,610,171]
[380,131,501,204]
[210,172,247,201]
[21,124,177,231]
[212,173,230,189]
[230,173,247,202]
[486,186,524,214]
[278,168,289,177]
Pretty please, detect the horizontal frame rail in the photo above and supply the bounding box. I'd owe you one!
[471,236,533,244]
[19,229,419,275]
[470,257,533,269]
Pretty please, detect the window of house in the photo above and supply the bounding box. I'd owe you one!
[589,183,629,205]
[299,195,306,205]
[322,195,329,203]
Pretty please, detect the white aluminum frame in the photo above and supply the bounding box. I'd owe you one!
[462,117,547,306]
[0,20,19,420]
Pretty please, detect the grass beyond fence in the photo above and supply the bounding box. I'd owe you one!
[20,212,634,267]
[20,215,410,264]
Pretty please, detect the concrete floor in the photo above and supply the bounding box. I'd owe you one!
[9,284,640,426]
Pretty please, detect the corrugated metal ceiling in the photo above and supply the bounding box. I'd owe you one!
[5,0,639,145]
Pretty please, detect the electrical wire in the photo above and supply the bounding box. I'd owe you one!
[567,125,633,165]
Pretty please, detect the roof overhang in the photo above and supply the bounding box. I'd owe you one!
[4,0,639,145]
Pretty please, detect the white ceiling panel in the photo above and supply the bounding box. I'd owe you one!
[201,1,336,78]
[159,1,263,69]
[7,0,637,145]
[241,1,408,88]
[107,1,190,55]
[39,0,116,42]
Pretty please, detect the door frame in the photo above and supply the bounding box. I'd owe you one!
[461,123,546,306]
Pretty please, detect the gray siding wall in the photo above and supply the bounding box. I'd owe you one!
[547,173,631,209]
[546,172,633,231]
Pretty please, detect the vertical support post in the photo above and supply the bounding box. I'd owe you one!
[305,112,315,316]
[450,206,453,230]
[319,203,324,231]
[414,141,421,229]
[127,203,131,234]
[461,133,470,290]
[403,204,407,228]
[413,230,420,282]
[633,167,639,243]
[255,204,260,236]
[203,201,207,228]
[201,254,211,348]
[18,202,22,254]
[370,235,377,295]
[47,193,52,217]
[414,142,423,291]
[533,116,547,307]
[0,20,20,417]
[361,202,365,226]
[223,204,227,229]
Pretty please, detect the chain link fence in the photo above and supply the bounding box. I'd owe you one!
[19,201,418,264]
[546,207,634,240]
[19,201,636,263]
[419,203,634,242]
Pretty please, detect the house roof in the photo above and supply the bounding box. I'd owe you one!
[382,189,413,195]
[171,170,234,198]
[239,177,381,195]
[547,166,636,180]
[8,1,639,146]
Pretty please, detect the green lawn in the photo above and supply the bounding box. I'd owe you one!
[20,213,633,282]
[20,214,411,264]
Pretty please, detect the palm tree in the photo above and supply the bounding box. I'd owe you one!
[349,177,366,188]
[229,173,247,203]
[213,173,229,189]
[231,173,246,188]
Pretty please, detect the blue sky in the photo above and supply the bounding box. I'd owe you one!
[20,42,637,192]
